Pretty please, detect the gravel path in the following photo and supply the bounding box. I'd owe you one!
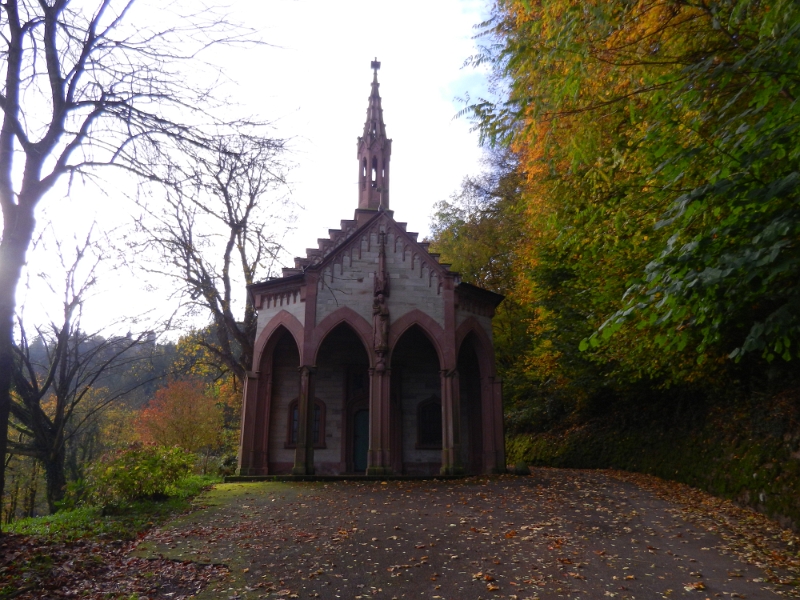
[134,468,800,599]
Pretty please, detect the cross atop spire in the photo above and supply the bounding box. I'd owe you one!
[357,59,392,211]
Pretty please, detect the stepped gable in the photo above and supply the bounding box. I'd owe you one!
[252,204,503,317]
[252,208,456,296]
[250,55,502,318]
[238,59,506,479]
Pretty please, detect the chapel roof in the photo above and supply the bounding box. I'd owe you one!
[248,61,503,310]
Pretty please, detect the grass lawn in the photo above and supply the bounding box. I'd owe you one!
[1,475,224,599]
[4,475,219,543]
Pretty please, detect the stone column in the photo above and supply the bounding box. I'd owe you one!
[440,369,464,475]
[366,229,392,476]
[389,375,404,474]
[292,365,316,475]
[256,369,274,474]
[367,366,393,475]
[237,371,260,475]
[491,377,505,472]
[294,266,317,477]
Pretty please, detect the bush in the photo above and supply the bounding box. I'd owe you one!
[5,475,222,541]
[217,454,238,477]
[85,444,194,508]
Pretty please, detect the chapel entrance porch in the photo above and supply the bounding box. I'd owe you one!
[242,316,498,477]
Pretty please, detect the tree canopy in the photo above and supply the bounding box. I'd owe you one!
[429,0,800,430]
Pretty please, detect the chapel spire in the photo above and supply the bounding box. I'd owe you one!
[357,58,392,211]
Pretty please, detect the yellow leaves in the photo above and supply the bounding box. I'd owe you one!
[683,581,706,591]
[40,394,58,418]
[101,406,138,448]
[568,571,586,580]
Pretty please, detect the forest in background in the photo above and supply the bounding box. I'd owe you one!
[3,0,799,534]
[2,129,283,524]
[4,327,242,523]
[430,0,800,528]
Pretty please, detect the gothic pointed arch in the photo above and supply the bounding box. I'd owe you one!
[390,320,444,475]
[239,322,301,476]
[456,317,504,474]
[361,158,367,190]
[252,310,305,371]
[388,309,446,369]
[455,316,497,379]
[314,320,372,474]
[311,306,373,366]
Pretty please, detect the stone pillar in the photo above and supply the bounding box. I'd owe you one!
[366,229,392,476]
[492,377,505,472]
[367,366,392,475]
[237,371,260,475]
[292,365,316,475]
[256,369,274,474]
[294,267,317,477]
[389,376,404,474]
[440,369,464,475]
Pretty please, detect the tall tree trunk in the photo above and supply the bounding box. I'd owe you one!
[0,203,36,531]
[43,451,67,514]
[5,473,19,524]
[23,459,38,518]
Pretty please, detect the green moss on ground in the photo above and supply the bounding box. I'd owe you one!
[3,475,220,543]
[132,481,295,599]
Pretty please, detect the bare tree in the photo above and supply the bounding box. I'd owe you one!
[135,132,291,384]
[0,0,250,513]
[10,231,162,512]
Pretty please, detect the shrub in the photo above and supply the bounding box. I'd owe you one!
[136,379,223,455]
[85,443,194,508]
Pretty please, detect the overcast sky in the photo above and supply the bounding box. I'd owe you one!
[231,0,490,257]
[21,0,491,334]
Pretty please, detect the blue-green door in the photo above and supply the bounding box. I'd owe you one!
[353,409,369,472]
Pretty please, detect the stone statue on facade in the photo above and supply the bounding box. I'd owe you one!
[373,231,390,371]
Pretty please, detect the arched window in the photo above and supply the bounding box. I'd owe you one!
[417,396,442,449]
[286,399,326,448]
[361,158,367,190]
[371,156,378,188]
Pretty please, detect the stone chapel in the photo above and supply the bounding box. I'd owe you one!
[237,61,505,477]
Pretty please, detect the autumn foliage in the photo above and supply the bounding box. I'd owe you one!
[136,379,224,459]
[429,0,800,524]
[440,0,800,401]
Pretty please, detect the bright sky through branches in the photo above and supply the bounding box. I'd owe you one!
[18,0,488,335]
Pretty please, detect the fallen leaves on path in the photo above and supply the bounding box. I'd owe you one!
[134,471,800,599]
[0,533,227,599]
[5,469,799,599]
[609,469,800,588]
